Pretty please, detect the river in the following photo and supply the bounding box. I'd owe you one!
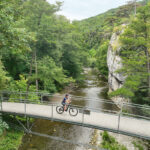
[18,69,119,150]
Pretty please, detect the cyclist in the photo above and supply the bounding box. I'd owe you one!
[61,94,71,111]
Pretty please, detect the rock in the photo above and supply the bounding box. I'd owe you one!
[107,25,128,106]
[53,128,56,132]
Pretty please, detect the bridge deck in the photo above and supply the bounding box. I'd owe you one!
[1,102,150,139]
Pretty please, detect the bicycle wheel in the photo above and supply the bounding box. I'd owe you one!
[69,107,78,116]
[56,106,64,114]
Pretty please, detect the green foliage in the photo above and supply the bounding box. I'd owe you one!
[88,48,97,67]
[0,119,9,136]
[9,75,35,92]
[61,39,83,79]
[9,75,39,102]
[0,0,88,94]
[96,41,109,77]
[22,0,87,91]
[132,141,144,150]
[100,131,127,150]
[0,61,10,90]
[0,0,31,55]
[22,0,62,32]
[0,128,23,150]
[38,56,74,92]
[110,2,150,104]
[0,0,33,79]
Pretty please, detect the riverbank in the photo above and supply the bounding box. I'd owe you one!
[90,130,131,150]
[92,129,150,150]
[90,123,149,150]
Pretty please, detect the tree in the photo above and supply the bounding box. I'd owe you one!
[38,56,74,92]
[22,0,63,91]
[0,61,10,90]
[0,0,32,79]
[96,41,109,77]
[110,2,150,104]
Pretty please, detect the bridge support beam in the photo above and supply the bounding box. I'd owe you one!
[14,116,34,134]
[26,117,30,131]
[117,103,123,132]
[15,116,29,133]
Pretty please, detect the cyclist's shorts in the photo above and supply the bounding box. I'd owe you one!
[62,102,66,106]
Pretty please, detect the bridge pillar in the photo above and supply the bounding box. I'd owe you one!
[41,94,43,103]
[117,103,123,132]
[26,117,30,131]
[19,92,22,103]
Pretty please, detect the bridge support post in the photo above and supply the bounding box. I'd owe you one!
[51,104,53,119]
[41,94,43,103]
[14,116,34,134]
[0,93,3,112]
[24,99,26,117]
[14,116,29,133]
[26,117,30,131]
[82,108,84,125]
[19,92,22,103]
[117,114,121,131]
[117,103,123,132]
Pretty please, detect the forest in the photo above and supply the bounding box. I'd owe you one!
[0,0,150,149]
[0,0,150,104]
[0,0,89,94]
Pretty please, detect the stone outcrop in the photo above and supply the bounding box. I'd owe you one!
[107,25,128,105]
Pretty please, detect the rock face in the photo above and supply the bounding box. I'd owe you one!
[107,26,127,105]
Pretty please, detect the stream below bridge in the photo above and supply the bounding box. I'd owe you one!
[19,69,133,150]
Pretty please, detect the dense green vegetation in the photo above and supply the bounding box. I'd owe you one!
[0,115,24,150]
[0,128,23,150]
[0,0,88,94]
[100,131,127,150]
[109,2,150,105]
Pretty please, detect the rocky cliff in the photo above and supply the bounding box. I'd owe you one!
[107,25,127,105]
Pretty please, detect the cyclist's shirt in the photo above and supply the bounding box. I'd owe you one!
[62,97,67,105]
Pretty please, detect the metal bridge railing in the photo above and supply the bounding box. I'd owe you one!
[1,90,150,117]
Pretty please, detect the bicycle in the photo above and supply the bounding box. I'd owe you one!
[56,104,78,116]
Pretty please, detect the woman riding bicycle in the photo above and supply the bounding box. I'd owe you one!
[61,94,71,111]
[57,94,78,116]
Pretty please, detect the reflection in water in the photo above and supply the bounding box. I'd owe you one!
[19,69,118,150]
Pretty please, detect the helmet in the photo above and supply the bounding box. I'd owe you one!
[65,94,69,96]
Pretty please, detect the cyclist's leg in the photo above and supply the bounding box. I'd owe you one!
[64,104,67,111]
[62,103,67,111]
[66,104,69,111]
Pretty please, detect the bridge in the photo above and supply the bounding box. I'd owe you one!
[0,91,150,140]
